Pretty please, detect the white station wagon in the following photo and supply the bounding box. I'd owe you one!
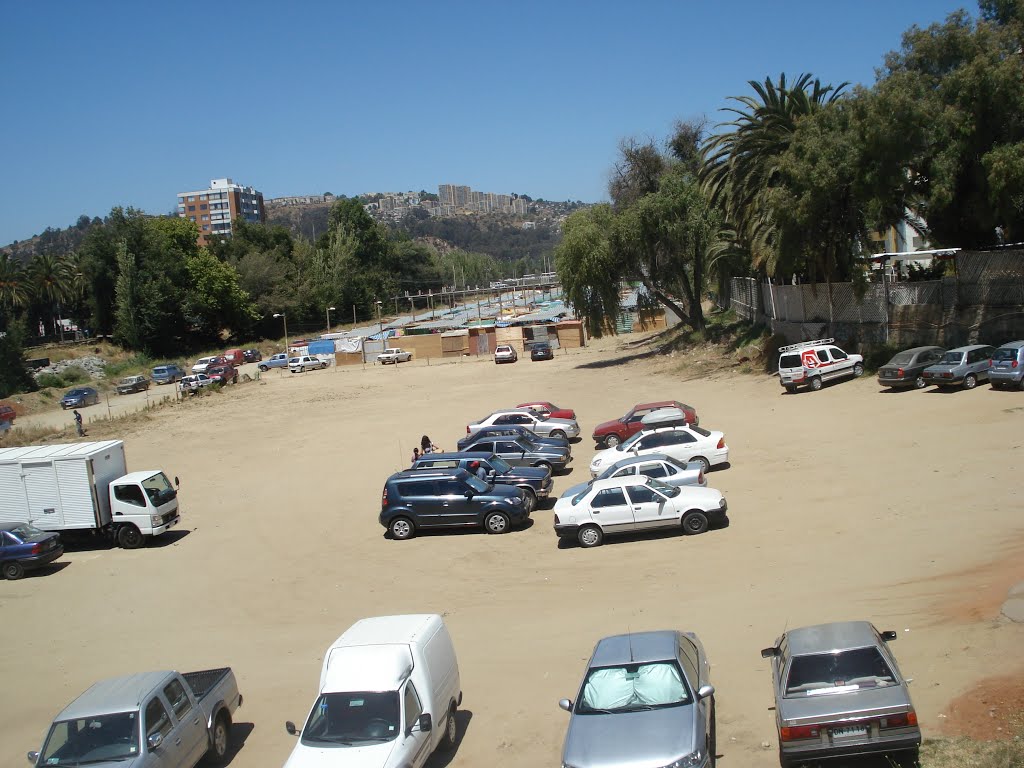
[553,475,728,547]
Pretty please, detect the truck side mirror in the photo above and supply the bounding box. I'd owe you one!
[285,721,298,736]
[147,732,163,750]
[26,751,39,765]
[417,713,432,732]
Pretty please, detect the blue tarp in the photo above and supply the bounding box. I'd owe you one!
[308,340,336,355]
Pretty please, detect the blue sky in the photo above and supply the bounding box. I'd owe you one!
[0,0,972,245]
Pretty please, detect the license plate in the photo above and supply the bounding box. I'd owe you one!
[832,725,867,739]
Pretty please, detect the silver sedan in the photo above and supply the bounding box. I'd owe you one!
[562,452,706,499]
[559,630,716,768]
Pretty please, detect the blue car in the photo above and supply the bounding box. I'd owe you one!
[151,364,185,385]
[257,353,289,371]
[60,387,100,409]
[1,522,63,580]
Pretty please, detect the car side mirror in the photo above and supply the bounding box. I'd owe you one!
[881,630,898,641]
[558,698,572,712]
[147,732,163,750]
[26,751,39,765]
[417,713,432,733]
[174,476,180,488]
[285,721,298,736]
[464,491,474,499]
[761,647,779,659]
[697,684,715,700]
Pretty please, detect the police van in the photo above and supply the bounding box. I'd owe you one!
[778,338,864,393]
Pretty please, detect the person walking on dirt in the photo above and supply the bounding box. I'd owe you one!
[73,410,85,437]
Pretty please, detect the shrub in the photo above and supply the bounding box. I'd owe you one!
[59,365,90,385]
[35,373,63,390]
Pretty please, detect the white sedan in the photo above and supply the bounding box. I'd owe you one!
[589,425,728,476]
[553,475,728,547]
[289,355,329,373]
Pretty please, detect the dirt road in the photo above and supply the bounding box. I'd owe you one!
[1,338,1022,768]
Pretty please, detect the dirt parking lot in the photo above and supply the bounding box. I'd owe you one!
[2,337,1022,768]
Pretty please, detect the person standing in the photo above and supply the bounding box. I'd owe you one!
[73,410,84,437]
[420,435,440,454]
[411,447,420,464]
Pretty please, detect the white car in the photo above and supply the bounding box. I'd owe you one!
[289,355,328,373]
[179,373,213,391]
[778,337,864,393]
[467,408,580,440]
[494,344,518,364]
[191,356,216,374]
[553,475,728,547]
[590,425,728,476]
[376,347,412,364]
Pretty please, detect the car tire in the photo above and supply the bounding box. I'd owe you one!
[914,375,927,389]
[535,461,552,473]
[521,488,537,512]
[605,434,621,448]
[682,510,709,535]
[964,374,977,389]
[483,511,510,534]
[258,364,268,371]
[852,362,864,377]
[778,746,791,768]
[709,697,717,767]
[1019,377,1024,391]
[578,524,603,548]
[550,429,567,439]
[439,703,458,751]
[210,712,231,763]
[2,561,25,580]
[691,456,710,474]
[117,525,145,549]
[809,376,823,391]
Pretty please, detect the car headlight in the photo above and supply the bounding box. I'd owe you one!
[719,497,726,508]
[151,514,163,525]
[591,458,601,468]
[508,497,523,505]
[662,750,704,768]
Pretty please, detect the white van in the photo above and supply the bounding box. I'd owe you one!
[284,614,462,768]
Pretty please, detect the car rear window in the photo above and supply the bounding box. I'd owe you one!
[993,348,1019,361]
[779,354,801,369]
[785,647,896,697]
[940,352,965,365]
[888,352,915,366]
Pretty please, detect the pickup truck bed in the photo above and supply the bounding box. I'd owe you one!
[183,667,232,702]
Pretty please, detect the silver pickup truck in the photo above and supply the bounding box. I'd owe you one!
[29,668,242,768]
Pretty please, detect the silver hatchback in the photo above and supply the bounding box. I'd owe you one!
[559,630,716,768]
[921,343,994,389]
[989,340,1024,389]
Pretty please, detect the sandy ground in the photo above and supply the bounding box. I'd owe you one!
[2,337,1023,768]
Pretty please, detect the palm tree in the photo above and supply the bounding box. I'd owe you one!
[0,255,30,309]
[29,253,75,337]
[701,73,848,276]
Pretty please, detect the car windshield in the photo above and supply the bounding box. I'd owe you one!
[780,353,802,368]
[141,472,176,506]
[993,348,1018,361]
[465,475,489,493]
[645,477,678,497]
[41,712,140,764]
[301,692,400,746]
[617,432,644,452]
[785,647,897,697]
[7,522,44,538]
[490,457,513,474]
[887,352,916,366]
[66,389,87,397]
[577,661,691,714]
[940,352,965,365]
[152,367,167,374]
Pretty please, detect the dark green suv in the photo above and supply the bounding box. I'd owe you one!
[380,468,529,540]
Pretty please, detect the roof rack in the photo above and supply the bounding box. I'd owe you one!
[779,338,834,354]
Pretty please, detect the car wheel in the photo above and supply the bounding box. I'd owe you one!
[605,434,621,448]
[578,524,603,548]
[535,461,552,472]
[914,375,927,389]
[521,488,537,512]
[682,510,709,535]
[852,362,864,377]
[784,385,797,394]
[2,561,25,580]
[258,364,268,371]
[964,374,977,389]
[211,712,231,763]
[809,376,823,391]
[690,456,710,474]
[1019,377,1024,391]
[439,704,458,751]
[117,525,145,549]
[389,517,415,540]
[483,511,510,534]
[550,429,567,439]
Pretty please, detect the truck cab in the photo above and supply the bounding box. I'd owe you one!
[109,471,180,548]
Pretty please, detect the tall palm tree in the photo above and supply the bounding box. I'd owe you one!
[701,73,848,276]
[0,255,31,309]
[29,253,75,336]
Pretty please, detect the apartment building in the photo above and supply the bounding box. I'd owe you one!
[177,178,266,246]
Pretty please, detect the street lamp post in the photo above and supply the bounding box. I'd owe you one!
[375,300,383,344]
[326,306,336,334]
[273,312,289,354]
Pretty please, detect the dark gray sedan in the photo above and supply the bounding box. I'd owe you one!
[457,424,569,452]
[761,621,920,767]
[559,630,716,768]
[459,435,570,473]
[877,346,945,389]
[409,451,553,511]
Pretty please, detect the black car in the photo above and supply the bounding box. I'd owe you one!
[243,348,262,363]
[457,425,570,453]
[60,387,100,409]
[530,342,555,361]
[1,522,63,580]
[877,345,946,389]
[459,435,570,473]
[380,468,528,540]
[410,452,554,511]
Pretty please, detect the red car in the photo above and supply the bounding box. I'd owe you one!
[0,404,15,424]
[591,400,699,447]
[517,401,576,420]
[206,363,238,385]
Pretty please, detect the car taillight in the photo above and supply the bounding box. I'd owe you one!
[466,425,470,434]
[780,725,820,741]
[31,542,42,554]
[381,488,388,509]
[1014,360,1019,368]
[717,437,725,449]
[943,372,952,378]
[897,367,904,376]
[882,711,918,729]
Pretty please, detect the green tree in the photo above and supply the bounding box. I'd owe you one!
[555,205,622,336]
[113,240,143,349]
[0,320,36,398]
[183,250,259,340]
[0,255,31,309]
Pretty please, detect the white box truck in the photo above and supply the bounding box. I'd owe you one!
[284,614,462,768]
[0,440,180,549]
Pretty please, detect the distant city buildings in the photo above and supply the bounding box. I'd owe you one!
[177,178,265,246]
[438,184,528,215]
[266,193,336,206]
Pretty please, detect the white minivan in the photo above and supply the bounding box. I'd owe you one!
[284,614,462,768]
